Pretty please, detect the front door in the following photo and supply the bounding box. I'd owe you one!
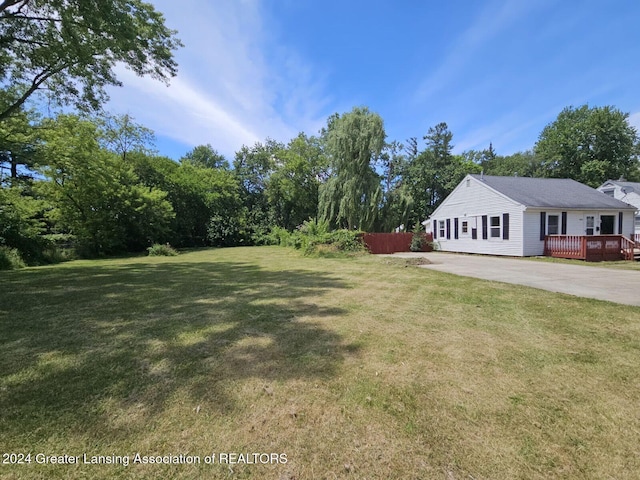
[586,215,595,235]
[600,215,615,235]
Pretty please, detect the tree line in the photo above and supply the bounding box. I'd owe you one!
[1,1,639,267]
[3,103,639,264]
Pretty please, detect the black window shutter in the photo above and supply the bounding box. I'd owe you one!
[561,212,567,235]
[539,212,546,240]
[618,212,623,235]
[454,218,459,239]
[482,215,488,240]
[502,213,509,240]
[433,220,437,239]
[446,219,451,239]
[472,228,477,239]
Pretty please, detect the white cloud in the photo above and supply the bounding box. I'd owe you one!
[105,0,331,158]
[628,112,640,132]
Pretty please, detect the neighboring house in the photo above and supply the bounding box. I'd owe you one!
[426,174,635,257]
[598,179,640,233]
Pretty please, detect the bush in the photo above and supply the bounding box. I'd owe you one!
[263,226,293,246]
[147,243,179,256]
[0,246,26,270]
[290,219,365,256]
[410,224,427,252]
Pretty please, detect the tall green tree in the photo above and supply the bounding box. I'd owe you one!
[38,115,173,254]
[535,105,640,186]
[100,113,155,162]
[480,150,544,177]
[0,106,39,184]
[0,0,182,120]
[376,140,412,232]
[266,133,328,230]
[319,106,385,231]
[405,123,480,224]
[233,139,284,239]
[181,144,229,170]
[131,152,243,247]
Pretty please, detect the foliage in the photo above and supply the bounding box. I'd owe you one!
[410,224,427,252]
[0,245,25,269]
[535,105,640,186]
[0,184,48,263]
[38,115,174,255]
[404,123,481,226]
[181,144,229,170]
[99,113,155,161]
[0,105,40,185]
[319,106,385,231]
[0,0,182,120]
[479,150,545,177]
[277,219,366,256]
[377,140,413,232]
[147,243,178,256]
[266,133,328,231]
[233,139,283,239]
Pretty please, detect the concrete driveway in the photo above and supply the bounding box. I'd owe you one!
[390,252,640,307]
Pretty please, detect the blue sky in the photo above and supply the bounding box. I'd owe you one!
[105,0,640,162]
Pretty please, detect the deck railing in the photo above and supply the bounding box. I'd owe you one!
[544,235,634,261]
[621,236,636,261]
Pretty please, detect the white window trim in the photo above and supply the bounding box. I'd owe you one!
[489,215,501,240]
[461,220,469,236]
[547,214,560,235]
[438,220,445,238]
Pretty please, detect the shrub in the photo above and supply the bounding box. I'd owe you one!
[263,226,293,246]
[410,224,427,252]
[147,243,179,256]
[0,246,26,270]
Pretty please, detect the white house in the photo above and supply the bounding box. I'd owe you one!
[598,179,640,233]
[426,174,636,257]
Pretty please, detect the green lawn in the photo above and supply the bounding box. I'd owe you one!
[1,247,639,479]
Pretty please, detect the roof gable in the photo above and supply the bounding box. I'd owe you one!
[469,175,634,209]
[599,179,640,194]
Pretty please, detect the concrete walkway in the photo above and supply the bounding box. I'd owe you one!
[390,252,640,307]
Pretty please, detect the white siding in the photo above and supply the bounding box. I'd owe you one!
[523,209,636,256]
[597,183,640,233]
[430,176,525,256]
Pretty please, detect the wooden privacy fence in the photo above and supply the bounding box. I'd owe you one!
[361,232,433,254]
[544,235,634,261]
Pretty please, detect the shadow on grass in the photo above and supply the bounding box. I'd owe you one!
[0,258,355,441]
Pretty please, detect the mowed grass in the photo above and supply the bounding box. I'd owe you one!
[1,247,639,479]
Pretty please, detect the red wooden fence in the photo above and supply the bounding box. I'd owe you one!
[544,235,633,262]
[361,233,433,254]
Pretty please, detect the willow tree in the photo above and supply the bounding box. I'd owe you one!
[319,106,385,231]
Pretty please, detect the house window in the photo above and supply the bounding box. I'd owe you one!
[548,215,559,235]
[602,189,615,197]
[461,221,468,234]
[439,220,445,238]
[635,216,640,230]
[466,179,471,187]
[490,216,501,238]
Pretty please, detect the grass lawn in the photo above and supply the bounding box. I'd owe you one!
[1,247,639,479]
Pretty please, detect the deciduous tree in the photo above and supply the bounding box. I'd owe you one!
[535,105,640,186]
[0,0,182,120]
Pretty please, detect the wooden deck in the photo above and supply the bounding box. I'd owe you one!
[544,235,636,262]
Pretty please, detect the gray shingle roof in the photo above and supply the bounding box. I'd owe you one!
[470,174,634,209]
[601,179,640,194]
